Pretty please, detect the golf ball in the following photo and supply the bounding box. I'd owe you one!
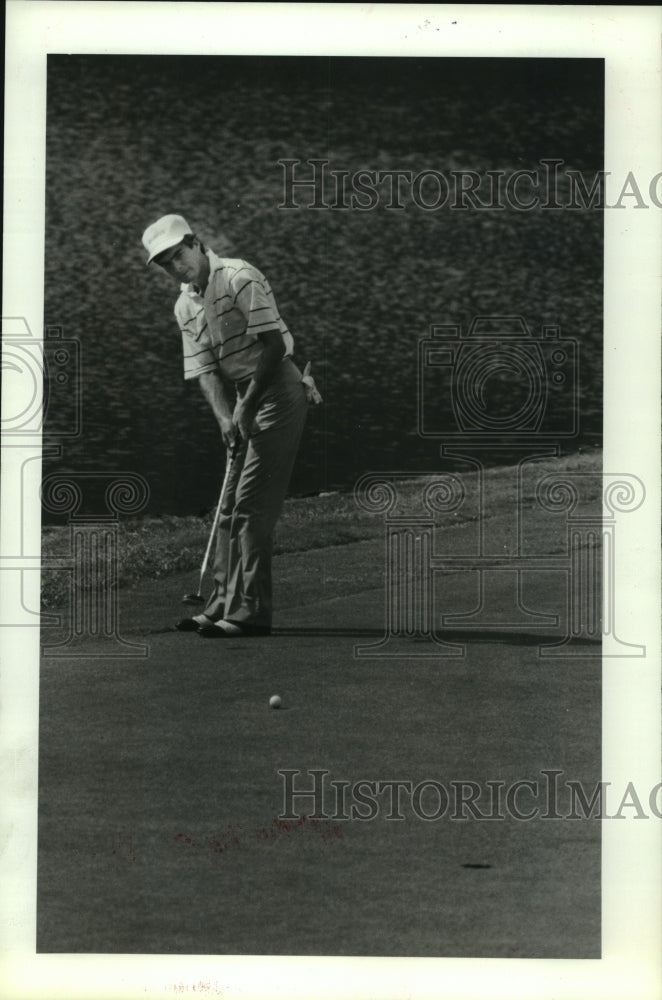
[269,695,282,709]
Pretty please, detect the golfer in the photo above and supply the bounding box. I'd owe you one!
[142,214,319,637]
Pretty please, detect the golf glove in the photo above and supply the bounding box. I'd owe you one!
[301,361,323,405]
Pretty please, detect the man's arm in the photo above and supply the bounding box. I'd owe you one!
[233,330,286,442]
[198,370,237,449]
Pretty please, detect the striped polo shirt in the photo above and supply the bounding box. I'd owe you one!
[174,251,294,382]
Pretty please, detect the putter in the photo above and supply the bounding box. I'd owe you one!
[182,442,238,605]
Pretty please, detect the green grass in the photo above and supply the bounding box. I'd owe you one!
[40,448,602,610]
[37,603,602,955]
[40,491,384,610]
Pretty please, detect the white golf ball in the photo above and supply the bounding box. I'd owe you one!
[269,695,282,709]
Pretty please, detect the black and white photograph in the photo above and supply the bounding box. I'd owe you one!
[2,4,660,1000]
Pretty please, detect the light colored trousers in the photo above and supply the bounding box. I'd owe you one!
[203,357,308,628]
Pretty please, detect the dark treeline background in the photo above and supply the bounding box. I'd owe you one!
[44,56,603,519]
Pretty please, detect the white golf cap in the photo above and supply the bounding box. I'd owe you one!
[142,214,193,264]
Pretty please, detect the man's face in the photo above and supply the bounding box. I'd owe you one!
[156,239,208,286]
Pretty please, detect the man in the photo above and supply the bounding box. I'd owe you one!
[142,214,319,637]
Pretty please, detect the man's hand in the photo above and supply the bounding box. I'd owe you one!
[232,397,257,444]
[230,330,285,445]
[219,416,237,451]
[198,370,237,448]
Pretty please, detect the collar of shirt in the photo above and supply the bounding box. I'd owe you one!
[179,249,223,298]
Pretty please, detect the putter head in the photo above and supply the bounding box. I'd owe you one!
[182,593,205,606]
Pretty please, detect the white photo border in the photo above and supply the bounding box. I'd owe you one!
[2,3,661,999]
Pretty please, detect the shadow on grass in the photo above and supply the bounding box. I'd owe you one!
[271,626,600,647]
